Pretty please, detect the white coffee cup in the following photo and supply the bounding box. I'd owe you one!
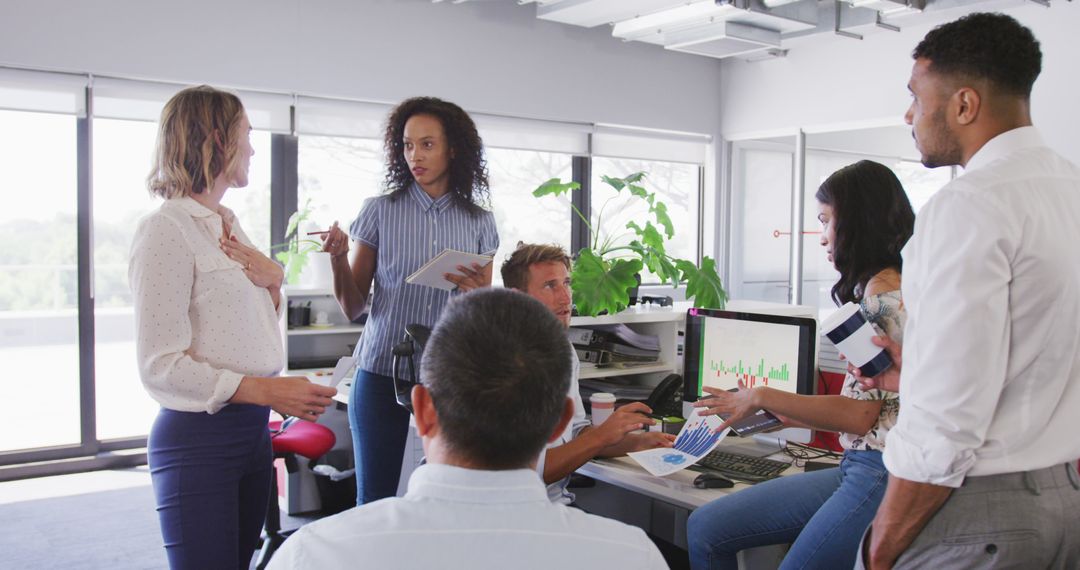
[821,302,892,377]
[590,392,616,427]
[314,310,330,326]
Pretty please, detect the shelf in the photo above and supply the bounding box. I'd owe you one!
[578,362,675,379]
[286,325,364,336]
[570,302,691,326]
[284,287,334,296]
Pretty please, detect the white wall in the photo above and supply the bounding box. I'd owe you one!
[0,0,723,136]
[719,1,1080,164]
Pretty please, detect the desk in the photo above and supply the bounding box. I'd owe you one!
[574,443,835,569]
[273,368,356,514]
[332,377,351,405]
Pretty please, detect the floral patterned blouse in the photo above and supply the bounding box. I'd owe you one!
[839,290,904,452]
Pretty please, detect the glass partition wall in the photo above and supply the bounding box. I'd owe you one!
[727,125,953,321]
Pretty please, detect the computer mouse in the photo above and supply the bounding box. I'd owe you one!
[693,472,735,489]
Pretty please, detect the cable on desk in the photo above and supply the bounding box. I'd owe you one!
[781,441,842,469]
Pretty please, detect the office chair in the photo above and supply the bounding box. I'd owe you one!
[255,416,336,570]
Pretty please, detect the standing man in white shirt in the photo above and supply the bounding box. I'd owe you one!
[501,243,675,505]
[267,289,668,569]
[855,12,1080,569]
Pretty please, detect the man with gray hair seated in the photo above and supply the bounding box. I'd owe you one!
[268,288,667,569]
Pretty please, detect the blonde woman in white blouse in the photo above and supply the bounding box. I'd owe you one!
[129,86,337,570]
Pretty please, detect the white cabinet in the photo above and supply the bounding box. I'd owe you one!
[282,287,363,370]
[279,286,362,514]
[570,302,688,386]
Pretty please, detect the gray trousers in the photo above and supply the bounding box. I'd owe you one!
[855,462,1080,569]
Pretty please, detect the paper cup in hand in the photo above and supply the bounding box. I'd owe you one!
[590,393,616,427]
[822,302,892,377]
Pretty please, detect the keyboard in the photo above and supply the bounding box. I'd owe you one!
[694,450,791,483]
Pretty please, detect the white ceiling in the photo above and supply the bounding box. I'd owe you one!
[447,0,1040,61]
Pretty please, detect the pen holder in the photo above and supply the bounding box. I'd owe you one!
[287,305,311,328]
[661,416,686,435]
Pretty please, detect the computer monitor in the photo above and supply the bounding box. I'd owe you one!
[683,307,817,447]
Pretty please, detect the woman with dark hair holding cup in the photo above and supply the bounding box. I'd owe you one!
[318,97,498,506]
[686,160,915,570]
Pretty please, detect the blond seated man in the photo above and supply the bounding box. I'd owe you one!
[501,243,675,505]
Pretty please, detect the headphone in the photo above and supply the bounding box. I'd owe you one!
[391,324,431,414]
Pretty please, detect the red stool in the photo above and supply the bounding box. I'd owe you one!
[255,418,336,569]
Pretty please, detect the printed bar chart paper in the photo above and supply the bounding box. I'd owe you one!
[629,408,731,476]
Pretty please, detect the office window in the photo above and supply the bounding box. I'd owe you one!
[298,141,573,285]
[487,148,572,274]
[729,148,792,304]
[802,153,952,319]
[230,132,274,255]
[590,157,699,285]
[0,110,80,452]
[801,152,851,314]
[891,159,952,214]
[297,135,384,253]
[93,119,273,440]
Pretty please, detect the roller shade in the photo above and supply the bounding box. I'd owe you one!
[0,68,87,115]
[473,113,590,155]
[592,124,711,164]
[93,77,293,132]
[294,96,390,139]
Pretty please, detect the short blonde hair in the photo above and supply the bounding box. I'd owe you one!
[500,242,571,291]
[147,85,246,199]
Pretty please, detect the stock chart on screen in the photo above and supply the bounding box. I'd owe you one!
[699,316,801,395]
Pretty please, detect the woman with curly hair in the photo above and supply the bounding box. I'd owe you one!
[687,160,915,570]
[320,96,499,505]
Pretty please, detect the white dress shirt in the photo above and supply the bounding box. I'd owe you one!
[267,463,668,570]
[536,353,592,504]
[128,197,285,414]
[884,127,1080,487]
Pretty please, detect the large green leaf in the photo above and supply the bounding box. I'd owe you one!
[274,239,321,285]
[600,174,624,191]
[571,250,643,317]
[533,178,580,198]
[600,172,647,193]
[275,250,309,285]
[283,198,314,240]
[630,240,680,287]
[650,201,674,239]
[627,183,650,201]
[676,256,728,309]
[626,220,665,254]
[652,253,682,287]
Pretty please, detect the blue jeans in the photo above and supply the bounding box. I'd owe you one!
[687,449,889,570]
[148,404,272,570]
[349,368,411,505]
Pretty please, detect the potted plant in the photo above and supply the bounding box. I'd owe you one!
[533,172,727,317]
[273,199,324,286]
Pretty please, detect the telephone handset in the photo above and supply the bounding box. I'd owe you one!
[644,373,683,418]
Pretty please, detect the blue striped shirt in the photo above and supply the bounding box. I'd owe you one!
[349,183,499,377]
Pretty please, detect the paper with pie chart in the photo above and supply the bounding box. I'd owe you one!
[628,408,731,477]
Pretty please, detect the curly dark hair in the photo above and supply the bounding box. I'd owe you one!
[815,160,915,306]
[382,96,490,215]
[913,12,1042,98]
